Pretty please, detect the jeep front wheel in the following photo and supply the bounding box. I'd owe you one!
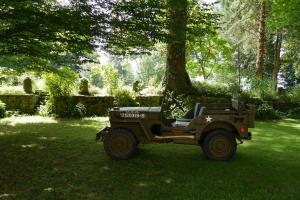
[104,128,137,160]
[202,130,237,161]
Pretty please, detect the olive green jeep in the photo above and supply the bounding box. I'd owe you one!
[96,99,255,161]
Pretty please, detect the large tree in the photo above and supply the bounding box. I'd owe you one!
[255,0,266,77]
[163,0,191,94]
[0,0,98,71]
[1,0,217,94]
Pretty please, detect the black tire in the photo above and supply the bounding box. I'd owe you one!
[202,129,237,161]
[103,128,137,160]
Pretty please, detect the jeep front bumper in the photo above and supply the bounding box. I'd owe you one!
[95,127,110,141]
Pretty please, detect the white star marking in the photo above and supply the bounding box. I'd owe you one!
[206,115,212,123]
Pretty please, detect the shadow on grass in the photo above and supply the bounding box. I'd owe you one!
[0,117,300,200]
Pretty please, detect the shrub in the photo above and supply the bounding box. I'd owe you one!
[114,88,137,107]
[161,91,191,119]
[285,85,300,103]
[78,78,90,95]
[103,64,119,95]
[37,100,53,117]
[140,85,163,96]
[288,107,300,119]
[256,103,282,120]
[43,67,78,115]
[250,78,277,101]
[23,77,33,94]
[193,81,232,98]
[0,86,24,95]
[0,100,6,118]
[44,67,78,97]
[72,103,87,118]
[5,110,21,117]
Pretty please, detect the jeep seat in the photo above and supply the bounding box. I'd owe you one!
[172,103,206,127]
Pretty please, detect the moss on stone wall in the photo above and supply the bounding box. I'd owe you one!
[0,95,39,114]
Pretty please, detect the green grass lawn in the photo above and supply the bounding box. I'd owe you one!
[0,116,300,200]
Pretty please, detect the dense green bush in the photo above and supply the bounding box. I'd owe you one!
[256,103,282,120]
[72,103,87,118]
[285,85,300,103]
[250,78,277,101]
[114,88,137,107]
[23,77,33,94]
[288,107,300,119]
[37,99,53,117]
[193,82,232,98]
[43,67,78,116]
[0,100,6,118]
[103,64,119,95]
[44,67,78,98]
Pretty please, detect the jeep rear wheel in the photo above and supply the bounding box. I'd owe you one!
[104,128,137,160]
[202,130,237,161]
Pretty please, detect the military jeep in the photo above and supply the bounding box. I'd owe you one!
[96,99,255,161]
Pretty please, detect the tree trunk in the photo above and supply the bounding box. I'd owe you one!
[255,0,266,77]
[272,31,282,91]
[163,0,192,94]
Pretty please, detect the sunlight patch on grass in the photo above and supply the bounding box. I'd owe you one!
[165,178,173,184]
[43,188,54,192]
[278,120,300,129]
[20,144,38,148]
[83,117,108,122]
[138,182,148,187]
[0,193,16,198]
[38,136,57,140]
[0,116,57,126]
[0,131,21,136]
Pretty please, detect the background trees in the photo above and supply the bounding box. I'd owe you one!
[0,0,299,99]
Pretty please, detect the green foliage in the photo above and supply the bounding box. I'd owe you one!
[187,35,234,80]
[37,100,53,117]
[250,77,277,101]
[0,100,6,118]
[162,91,191,119]
[256,103,282,120]
[0,86,24,95]
[114,88,137,107]
[43,67,78,116]
[193,82,232,98]
[288,107,300,119]
[79,78,90,95]
[284,85,300,103]
[103,65,119,95]
[44,67,78,98]
[23,77,33,94]
[269,0,300,31]
[0,0,96,71]
[281,64,300,89]
[89,65,104,88]
[138,44,166,87]
[72,103,87,118]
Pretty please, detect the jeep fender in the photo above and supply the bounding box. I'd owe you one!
[197,121,239,143]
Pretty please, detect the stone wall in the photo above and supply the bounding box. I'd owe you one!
[0,94,40,114]
[55,96,114,116]
[0,94,298,116]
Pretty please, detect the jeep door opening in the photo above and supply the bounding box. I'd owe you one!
[96,99,255,161]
